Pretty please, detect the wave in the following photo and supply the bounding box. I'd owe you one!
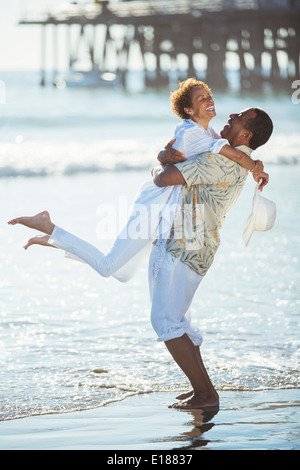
[0,139,156,178]
[0,161,151,178]
[0,135,299,178]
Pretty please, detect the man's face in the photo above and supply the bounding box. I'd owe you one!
[220,108,256,147]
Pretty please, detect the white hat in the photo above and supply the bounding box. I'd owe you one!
[243,183,276,246]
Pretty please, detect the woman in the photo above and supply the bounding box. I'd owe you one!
[8,79,263,282]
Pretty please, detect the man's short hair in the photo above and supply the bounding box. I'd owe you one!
[246,108,273,150]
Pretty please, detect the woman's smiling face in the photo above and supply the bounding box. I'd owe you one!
[184,86,216,125]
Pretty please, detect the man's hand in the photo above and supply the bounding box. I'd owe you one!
[152,164,186,187]
[157,139,186,165]
[251,160,268,190]
[253,171,269,191]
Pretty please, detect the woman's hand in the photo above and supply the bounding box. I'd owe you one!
[250,159,264,175]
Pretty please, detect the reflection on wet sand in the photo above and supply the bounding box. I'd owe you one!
[154,406,220,450]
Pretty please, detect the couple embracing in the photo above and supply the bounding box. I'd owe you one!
[9,78,273,410]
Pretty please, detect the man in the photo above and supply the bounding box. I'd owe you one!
[150,107,273,409]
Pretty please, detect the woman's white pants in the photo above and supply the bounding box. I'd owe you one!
[49,224,152,282]
[48,180,182,282]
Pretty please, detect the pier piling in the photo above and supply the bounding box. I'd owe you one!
[19,0,300,90]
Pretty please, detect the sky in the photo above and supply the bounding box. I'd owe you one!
[0,0,82,70]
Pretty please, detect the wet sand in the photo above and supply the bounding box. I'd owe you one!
[0,389,299,450]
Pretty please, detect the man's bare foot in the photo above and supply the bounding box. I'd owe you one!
[169,392,219,410]
[24,235,55,250]
[176,390,193,400]
[8,211,55,236]
[176,388,219,401]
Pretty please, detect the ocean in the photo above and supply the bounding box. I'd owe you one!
[0,70,299,421]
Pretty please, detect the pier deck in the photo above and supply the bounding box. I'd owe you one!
[19,0,300,89]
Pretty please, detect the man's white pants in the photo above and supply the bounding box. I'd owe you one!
[148,245,203,346]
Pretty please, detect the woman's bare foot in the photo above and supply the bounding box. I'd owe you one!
[24,235,55,250]
[8,211,55,236]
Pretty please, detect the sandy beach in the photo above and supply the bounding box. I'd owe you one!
[1,71,299,453]
[0,389,299,450]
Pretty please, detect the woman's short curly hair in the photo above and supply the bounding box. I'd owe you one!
[170,78,212,119]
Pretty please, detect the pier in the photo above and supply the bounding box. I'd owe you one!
[19,0,300,90]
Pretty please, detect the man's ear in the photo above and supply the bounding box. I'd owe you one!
[240,129,253,145]
[244,129,253,139]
